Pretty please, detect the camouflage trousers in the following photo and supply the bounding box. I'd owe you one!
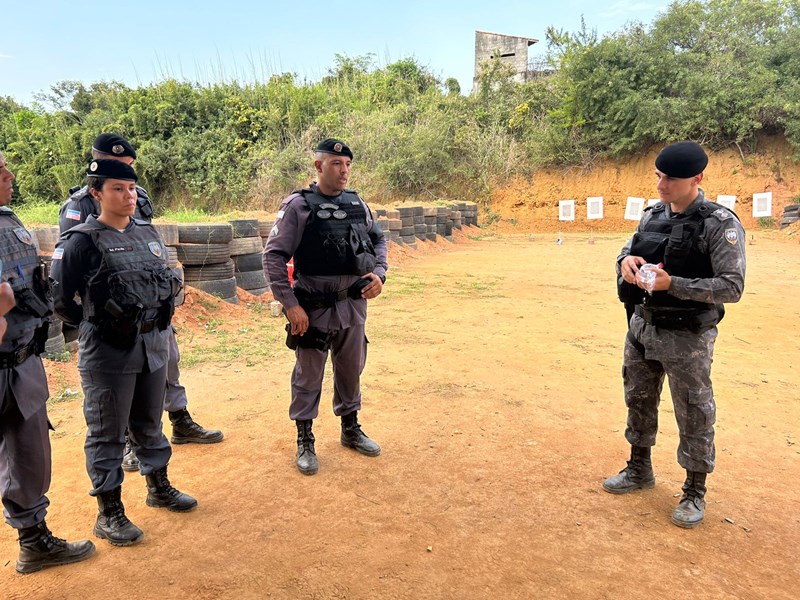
[623,314,718,473]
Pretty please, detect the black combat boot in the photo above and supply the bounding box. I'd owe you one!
[122,436,140,472]
[145,466,198,512]
[16,521,95,574]
[602,445,655,494]
[340,411,381,457]
[295,420,319,475]
[169,408,224,444]
[672,471,707,528]
[94,487,144,546]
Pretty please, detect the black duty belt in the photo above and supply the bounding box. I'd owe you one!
[294,279,369,310]
[635,306,701,331]
[0,339,38,369]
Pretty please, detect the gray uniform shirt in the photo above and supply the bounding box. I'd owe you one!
[618,192,746,306]
[263,186,389,331]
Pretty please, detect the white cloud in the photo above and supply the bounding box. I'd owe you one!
[601,1,660,17]
[0,54,14,60]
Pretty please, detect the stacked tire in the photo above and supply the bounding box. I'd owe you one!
[43,318,66,357]
[229,219,269,296]
[176,224,237,304]
[397,207,417,249]
[153,223,184,307]
[384,210,402,244]
[30,226,60,254]
[781,203,800,229]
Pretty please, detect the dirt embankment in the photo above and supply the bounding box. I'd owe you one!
[489,136,800,233]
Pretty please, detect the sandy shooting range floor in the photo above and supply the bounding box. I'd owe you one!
[1,228,799,600]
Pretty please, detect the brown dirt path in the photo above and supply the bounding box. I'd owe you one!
[2,230,799,599]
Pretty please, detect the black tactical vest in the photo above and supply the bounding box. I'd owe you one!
[618,200,729,311]
[0,208,52,352]
[292,188,377,277]
[63,218,178,347]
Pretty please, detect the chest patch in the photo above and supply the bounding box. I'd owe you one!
[13,227,33,245]
[148,241,163,257]
[107,246,133,253]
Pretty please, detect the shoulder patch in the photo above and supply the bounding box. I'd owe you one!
[724,228,739,245]
[52,247,65,260]
[66,209,81,221]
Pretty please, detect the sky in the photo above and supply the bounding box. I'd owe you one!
[1,0,672,106]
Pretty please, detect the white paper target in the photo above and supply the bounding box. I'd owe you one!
[624,197,645,221]
[716,195,736,211]
[559,200,575,221]
[752,192,772,217]
[586,196,604,220]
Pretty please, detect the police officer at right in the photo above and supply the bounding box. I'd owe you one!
[51,159,196,546]
[605,141,746,528]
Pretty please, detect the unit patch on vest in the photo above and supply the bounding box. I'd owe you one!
[332,210,347,220]
[13,227,33,245]
[52,248,64,260]
[66,209,82,221]
[148,241,163,257]
[317,210,332,220]
[724,228,738,245]
[319,203,339,210]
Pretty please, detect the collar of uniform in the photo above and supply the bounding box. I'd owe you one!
[669,190,705,218]
[310,182,342,201]
[0,206,14,214]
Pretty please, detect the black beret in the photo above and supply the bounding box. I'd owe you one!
[655,141,708,178]
[86,159,138,182]
[92,133,137,159]
[315,138,353,159]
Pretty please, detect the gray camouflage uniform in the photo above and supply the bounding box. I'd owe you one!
[617,192,746,473]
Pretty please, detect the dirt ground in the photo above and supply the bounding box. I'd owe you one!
[1,225,799,599]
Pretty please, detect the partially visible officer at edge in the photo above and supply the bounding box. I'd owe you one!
[263,138,388,475]
[59,133,223,474]
[51,159,197,546]
[0,149,95,573]
[606,141,746,528]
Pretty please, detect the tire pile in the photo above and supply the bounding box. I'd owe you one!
[29,226,71,357]
[781,203,800,229]
[228,219,269,296]
[376,201,478,247]
[176,223,238,304]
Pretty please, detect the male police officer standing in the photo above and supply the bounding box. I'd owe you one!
[605,141,746,528]
[59,134,223,472]
[264,139,388,475]
[0,149,95,572]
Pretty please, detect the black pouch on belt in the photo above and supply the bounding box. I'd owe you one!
[347,277,371,299]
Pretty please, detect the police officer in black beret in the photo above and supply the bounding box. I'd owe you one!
[264,139,388,475]
[59,133,223,473]
[606,141,746,528]
[51,159,197,546]
[0,149,95,572]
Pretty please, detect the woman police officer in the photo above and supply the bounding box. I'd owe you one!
[51,159,196,547]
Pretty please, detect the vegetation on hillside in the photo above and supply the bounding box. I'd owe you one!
[1,0,798,215]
